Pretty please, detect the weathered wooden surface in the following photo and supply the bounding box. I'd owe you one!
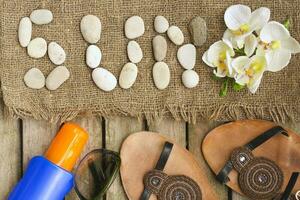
[2,112,300,199]
[22,119,58,168]
[232,191,249,200]
[106,117,144,200]
[148,119,186,147]
[0,100,21,199]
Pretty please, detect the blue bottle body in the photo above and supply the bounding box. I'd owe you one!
[8,156,74,200]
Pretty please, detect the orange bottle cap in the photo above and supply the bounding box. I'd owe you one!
[45,123,89,172]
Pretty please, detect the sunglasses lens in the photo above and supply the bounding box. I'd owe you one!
[75,149,121,199]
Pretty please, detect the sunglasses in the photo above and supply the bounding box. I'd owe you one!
[74,149,121,200]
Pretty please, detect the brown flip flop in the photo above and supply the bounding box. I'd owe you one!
[120,131,219,200]
[202,119,300,200]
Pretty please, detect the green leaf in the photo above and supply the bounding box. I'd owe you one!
[283,17,291,30]
[219,79,229,97]
[212,74,223,81]
[233,82,245,91]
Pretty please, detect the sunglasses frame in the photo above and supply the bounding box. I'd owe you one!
[74,149,121,200]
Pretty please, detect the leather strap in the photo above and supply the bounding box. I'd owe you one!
[245,126,288,151]
[280,172,299,200]
[216,161,233,183]
[216,126,288,184]
[140,142,174,200]
[140,189,151,200]
[155,142,173,171]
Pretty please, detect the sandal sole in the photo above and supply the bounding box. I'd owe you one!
[120,131,219,200]
[202,119,300,196]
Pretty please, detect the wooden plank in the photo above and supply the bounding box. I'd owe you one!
[148,118,186,147]
[232,191,249,200]
[66,116,103,200]
[188,120,228,200]
[105,116,144,200]
[0,100,21,199]
[22,119,58,168]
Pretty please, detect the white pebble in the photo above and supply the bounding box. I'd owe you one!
[18,17,32,47]
[125,16,145,39]
[92,68,117,92]
[80,15,102,44]
[30,9,53,25]
[127,41,143,63]
[167,26,184,46]
[182,70,199,88]
[46,66,70,90]
[24,68,45,89]
[119,63,138,89]
[48,42,66,65]
[177,44,196,70]
[27,37,47,59]
[152,35,167,62]
[153,62,170,90]
[154,16,169,33]
[86,45,102,69]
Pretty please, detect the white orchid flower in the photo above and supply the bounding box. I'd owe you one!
[232,55,267,93]
[223,31,258,56]
[202,40,235,77]
[224,5,270,40]
[223,29,244,49]
[259,21,300,72]
[244,34,258,56]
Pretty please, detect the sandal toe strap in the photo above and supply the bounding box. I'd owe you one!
[140,142,173,200]
[216,126,288,184]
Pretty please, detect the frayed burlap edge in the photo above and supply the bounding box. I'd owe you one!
[3,103,299,125]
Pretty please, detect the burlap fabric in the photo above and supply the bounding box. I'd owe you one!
[1,0,300,123]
